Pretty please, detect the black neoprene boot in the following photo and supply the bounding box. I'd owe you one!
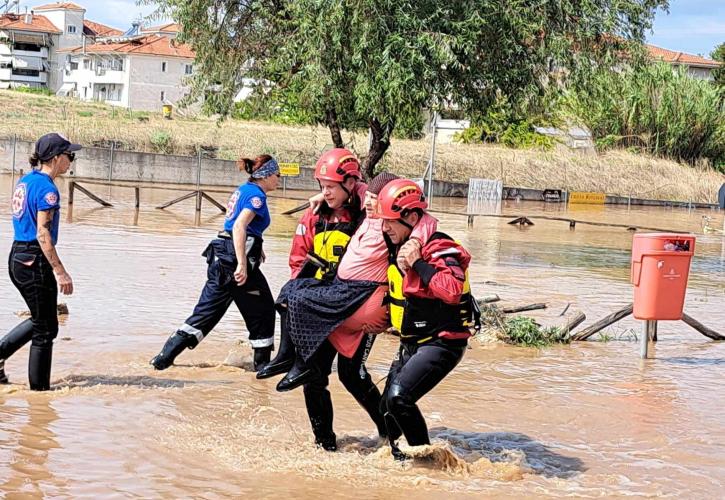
[256,310,294,379]
[28,345,53,391]
[253,346,273,372]
[150,331,196,370]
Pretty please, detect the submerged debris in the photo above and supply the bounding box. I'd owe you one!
[474,304,570,347]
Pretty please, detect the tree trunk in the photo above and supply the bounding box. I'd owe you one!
[325,108,344,149]
[362,117,392,180]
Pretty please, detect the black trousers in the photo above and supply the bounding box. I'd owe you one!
[179,238,275,349]
[303,335,387,442]
[381,338,467,446]
[1,242,58,389]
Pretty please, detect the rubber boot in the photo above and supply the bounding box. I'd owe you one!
[253,346,273,372]
[0,319,34,360]
[28,345,53,391]
[150,331,196,371]
[386,383,431,446]
[315,433,338,452]
[256,310,294,379]
[0,360,8,384]
[276,353,318,392]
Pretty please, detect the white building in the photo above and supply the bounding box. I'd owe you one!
[0,2,125,92]
[0,11,60,89]
[60,34,195,111]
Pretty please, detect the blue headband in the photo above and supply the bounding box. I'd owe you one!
[251,158,280,179]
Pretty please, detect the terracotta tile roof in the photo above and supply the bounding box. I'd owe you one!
[83,19,123,38]
[0,13,62,33]
[60,34,194,59]
[646,44,721,69]
[33,2,85,11]
[143,23,181,33]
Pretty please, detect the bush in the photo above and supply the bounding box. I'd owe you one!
[150,130,173,154]
[503,316,569,347]
[562,62,725,169]
[77,111,94,117]
[12,86,54,96]
[454,120,554,150]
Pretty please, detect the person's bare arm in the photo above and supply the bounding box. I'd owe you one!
[37,209,73,295]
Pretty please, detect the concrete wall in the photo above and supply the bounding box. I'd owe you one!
[0,136,718,209]
[0,136,320,190]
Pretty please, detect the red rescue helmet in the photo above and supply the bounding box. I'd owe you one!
[314,148,361,183]
[376,179,427,220]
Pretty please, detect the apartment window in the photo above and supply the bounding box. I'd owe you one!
[161,61,167,72]
[13,42,41,52]
[70,62,78,70]
[12,68,40,77]
[83,59,89,70]
[184,64,193,75]
[160,91,166,102]
[67,25,76,34]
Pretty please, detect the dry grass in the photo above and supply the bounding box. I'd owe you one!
[1,89,722,203]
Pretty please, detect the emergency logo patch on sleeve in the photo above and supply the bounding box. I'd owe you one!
[295,223,307,236]
[251,196,263,209]
[44,191,58,206]
[11,183,27,219]
[225,190,240,219]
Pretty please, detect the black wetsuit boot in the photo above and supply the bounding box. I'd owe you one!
[256,310,294,379]
[150,331,197,370]
[28,345,53,391]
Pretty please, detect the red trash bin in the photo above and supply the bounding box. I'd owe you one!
[630,233,696,320]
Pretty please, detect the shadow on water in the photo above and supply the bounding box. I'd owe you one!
[429,427,587,479]
[53,374,219,389]
[662,357,725,366]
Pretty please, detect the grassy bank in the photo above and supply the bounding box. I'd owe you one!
[1,90,722,203]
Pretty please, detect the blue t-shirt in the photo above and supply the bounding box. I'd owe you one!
[223,182,270,237]
[11,170,61,244]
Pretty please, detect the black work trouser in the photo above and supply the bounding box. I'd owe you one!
[178,238,275,350]
[303,335,386,442]
[1,243,58,370]
[381,338,467,446]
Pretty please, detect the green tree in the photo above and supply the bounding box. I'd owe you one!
[712,42,725,88]
[145,0,668,178]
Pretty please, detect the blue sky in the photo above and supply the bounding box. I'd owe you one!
[12,0,725,58]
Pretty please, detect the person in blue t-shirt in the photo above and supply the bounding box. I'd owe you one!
[0,132,81,390]
[150,155,281,372]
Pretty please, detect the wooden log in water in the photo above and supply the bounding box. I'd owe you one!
[72,182,113,207]
[562,312,586,337]
[571,303,633,341]
[681,313,725,341]
[476,294,501,305]
[502,303,547,314]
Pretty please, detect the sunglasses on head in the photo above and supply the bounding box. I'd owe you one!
[63,152,76,162]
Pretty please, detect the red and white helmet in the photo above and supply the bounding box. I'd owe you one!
[376,179,427,220]
[314,148,361,183]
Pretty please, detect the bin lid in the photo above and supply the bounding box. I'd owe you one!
[633,232,694,239]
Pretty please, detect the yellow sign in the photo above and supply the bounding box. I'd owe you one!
[569,191,606,204]
[279,162,300,176]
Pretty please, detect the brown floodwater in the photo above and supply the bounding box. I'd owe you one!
[1,174,724,497]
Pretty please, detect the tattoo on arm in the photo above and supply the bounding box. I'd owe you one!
[37,209,64,273]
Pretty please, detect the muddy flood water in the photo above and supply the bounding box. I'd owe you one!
[1,174,724,498]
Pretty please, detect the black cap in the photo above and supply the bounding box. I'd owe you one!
[35,133,82,162]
